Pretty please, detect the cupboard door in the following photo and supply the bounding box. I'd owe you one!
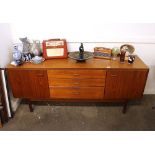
[7,70,50,99]
[125,70,148,98]
[7,70,32,98]
[29,70,50,99]
[105,70,148,99]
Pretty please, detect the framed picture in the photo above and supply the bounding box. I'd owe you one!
[42,39,68,59]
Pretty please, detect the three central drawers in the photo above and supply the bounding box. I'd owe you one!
[47,69,106,99]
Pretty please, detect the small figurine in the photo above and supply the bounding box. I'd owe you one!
[22,53,34,62]
[79,43,84,52]
[11,46,23,66]
[79,43,84,60]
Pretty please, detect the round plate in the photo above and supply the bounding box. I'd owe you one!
[120,44,135,54]
[68,51,93,62]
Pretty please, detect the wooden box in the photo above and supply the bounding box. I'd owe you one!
[94,47,112,59]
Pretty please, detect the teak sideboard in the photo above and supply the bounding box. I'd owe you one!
[6,56,149,113]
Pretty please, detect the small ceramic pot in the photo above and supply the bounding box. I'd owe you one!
[128,55,135,64]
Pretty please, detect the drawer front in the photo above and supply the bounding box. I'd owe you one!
[50,87,104,99]
[48,78,105,87]
[48,70,106,79]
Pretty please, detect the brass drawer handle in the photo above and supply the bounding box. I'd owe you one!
[72,87,80,89]
[73,74,80,76]
[72,92,80,95]
[73,82,79,85]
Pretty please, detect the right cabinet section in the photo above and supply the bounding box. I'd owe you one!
[104,70,149,100]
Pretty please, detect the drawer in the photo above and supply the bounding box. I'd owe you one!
[50,87,104,99]
[48,70,106,79]
[48,78,105,87]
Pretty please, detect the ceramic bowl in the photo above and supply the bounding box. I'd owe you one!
[30,56,45,64]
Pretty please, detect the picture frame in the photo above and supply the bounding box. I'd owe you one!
[42,39,68,59]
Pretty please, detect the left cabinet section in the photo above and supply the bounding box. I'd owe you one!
[7,69,50,99]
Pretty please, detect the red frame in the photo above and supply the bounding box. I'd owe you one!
[42,39,68,59]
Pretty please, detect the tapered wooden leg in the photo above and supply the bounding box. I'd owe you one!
[152,106,155,109]
[0,107,5,124]
[0,122,2,128]
[122,101,128,114]
[0,108,2,127]
[28,102,34,112]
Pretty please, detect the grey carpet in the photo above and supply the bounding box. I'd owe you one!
[1,95,155,131]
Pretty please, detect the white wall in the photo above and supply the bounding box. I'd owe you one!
[11,23,155,43]
[10,23,155,94]
[0,23,21,113]
[0,23,154,94]
[0,23,13,67]
[1,0,155,94]
[0,1,154,114]
[0,23,13,116]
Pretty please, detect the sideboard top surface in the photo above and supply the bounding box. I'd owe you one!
[6,55,148,70]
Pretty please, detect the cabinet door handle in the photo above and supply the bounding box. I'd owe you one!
[37,74,44,77]
[111,74,117,77]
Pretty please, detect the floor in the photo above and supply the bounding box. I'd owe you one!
[1,95,155,131]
